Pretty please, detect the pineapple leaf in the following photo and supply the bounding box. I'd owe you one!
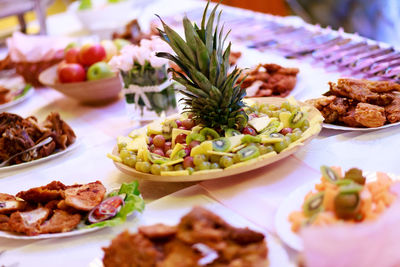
[183,17,198,55]
[193,33,210,76]
[205,3,219,56]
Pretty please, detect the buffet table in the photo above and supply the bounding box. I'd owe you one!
[1,0,399,266]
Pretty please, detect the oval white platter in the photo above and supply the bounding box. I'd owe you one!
[0,139,80,173]
[0,86,34,111]
[275,171,399,251]
[0,225,101,240]
[322,121,400,131]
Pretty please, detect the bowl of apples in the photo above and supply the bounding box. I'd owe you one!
[39,41,123,105]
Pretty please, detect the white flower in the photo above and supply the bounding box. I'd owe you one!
[148,51,168,68]
[108,54,133,72]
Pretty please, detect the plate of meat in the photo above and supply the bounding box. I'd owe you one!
[0,74,34,111]
[0,180,144,239]
[0,112,78,172]
[101,207,269,267]
[307,78,400,131]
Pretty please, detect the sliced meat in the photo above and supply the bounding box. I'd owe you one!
[354,103,386,128]
[0,193,26,214]
[16,181,66,203]
[103,230,164,267]
[63,181,106,211]
[0,214,10,231]
[8,207,50,236]
[139,224,177,240]
[39,210,81,234]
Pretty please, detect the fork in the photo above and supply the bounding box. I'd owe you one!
[0,137,53,168]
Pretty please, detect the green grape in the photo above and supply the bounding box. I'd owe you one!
[291,131,302,141]
[193,154,206,166]
[123,155,137,168]
[135,162,143,172]
[141,162,151,173]
[274,141,288,153]
[259,145,273,155]
[187,167,195,175]
[118,142,127,151]
[284,136,292,146]
[280,108,288,113]
[271,111,280,118]
[269,104,278,111]
[160,165,173,172]
[210,162,220,169]
[174,164,184,171]
[301,125,309,132]
[196,161,211,170]
[233,154,241,163]
[293,128,302,133]
[302,119,310,128]
[220,156,234,168]
[119,149,130,160]
[151,164,161,175]
[209,154,221,163]
[281,101,291,110]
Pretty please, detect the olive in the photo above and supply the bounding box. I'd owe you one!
[344,168,366,185]
[334,192,361,220]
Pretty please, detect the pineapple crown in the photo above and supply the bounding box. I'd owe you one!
[156,1,248,130]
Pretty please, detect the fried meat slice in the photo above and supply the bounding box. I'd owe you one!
[103,230,164,267]
[41,112,76,150]
[0,193,26,214]
[0,214,10,231]
[340,107,363,128]
[8,207,50,236]
[328,79,395,106]
[16,181,67,203]
[354,103,386,128]
[103,207,267,267]
[385,95,400,123]
[306,96,353,124]
[62,181,106,211]
[39,210,81,234]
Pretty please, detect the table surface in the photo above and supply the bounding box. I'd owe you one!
[1,1,400,266]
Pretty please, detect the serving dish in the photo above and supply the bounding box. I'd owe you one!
[39,65,121,105]
[275,169,399,250]
[110,97,323,182]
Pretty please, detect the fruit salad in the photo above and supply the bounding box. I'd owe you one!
[109,97,318,176]
[289,166,397,232]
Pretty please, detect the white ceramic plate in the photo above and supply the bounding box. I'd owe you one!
[323,121,400,131]
[275,171,398,251]
[0,86,34,111]
[0,225,102,240]
[0,139,80,173]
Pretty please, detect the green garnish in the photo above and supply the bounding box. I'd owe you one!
[86,181,144,228]
[14,84,32,100]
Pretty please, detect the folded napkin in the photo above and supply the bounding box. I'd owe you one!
[6,32,71,62]
[200,155,319,232]
[301,182,400,267]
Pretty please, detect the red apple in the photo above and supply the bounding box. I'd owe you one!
[78,44,106,66]
[58,63,86,83]
[65,48,80,64]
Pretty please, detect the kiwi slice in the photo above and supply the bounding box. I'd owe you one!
[289,111,306,128]
[334,192,361,219]
[237,145,260,162]
[320,165,340,183]
[261,121,280,135]
[344,168,366,185]
[148,153,169,164]
[200,127,220,140]
[225,128,241,137]
[302,192,324,217]
[212,137,231,152]
[186,133,205,145]
[241,135,261,144]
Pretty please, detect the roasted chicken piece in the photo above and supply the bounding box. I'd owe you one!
[0,214,10,231]
[354,103,386,128]
[16,181,67,203]
[8,207,50,236]
[328,78,397,106]
[39,210,81,234]
[239,63,299,97]
[103,207,268,267]
[0,193,26,214]
[385,95,400,123]
[63,181,106,211]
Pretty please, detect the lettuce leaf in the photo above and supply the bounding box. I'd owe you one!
[86,181,144,228]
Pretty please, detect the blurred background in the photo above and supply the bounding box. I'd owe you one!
[0,0,399,45]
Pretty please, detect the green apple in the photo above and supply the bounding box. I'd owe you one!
[100,40,117,61]
[113,38,131,51]
[87,62,114,81]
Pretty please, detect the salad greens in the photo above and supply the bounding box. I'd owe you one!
[13,84,32,100]
[86,181,145,228]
